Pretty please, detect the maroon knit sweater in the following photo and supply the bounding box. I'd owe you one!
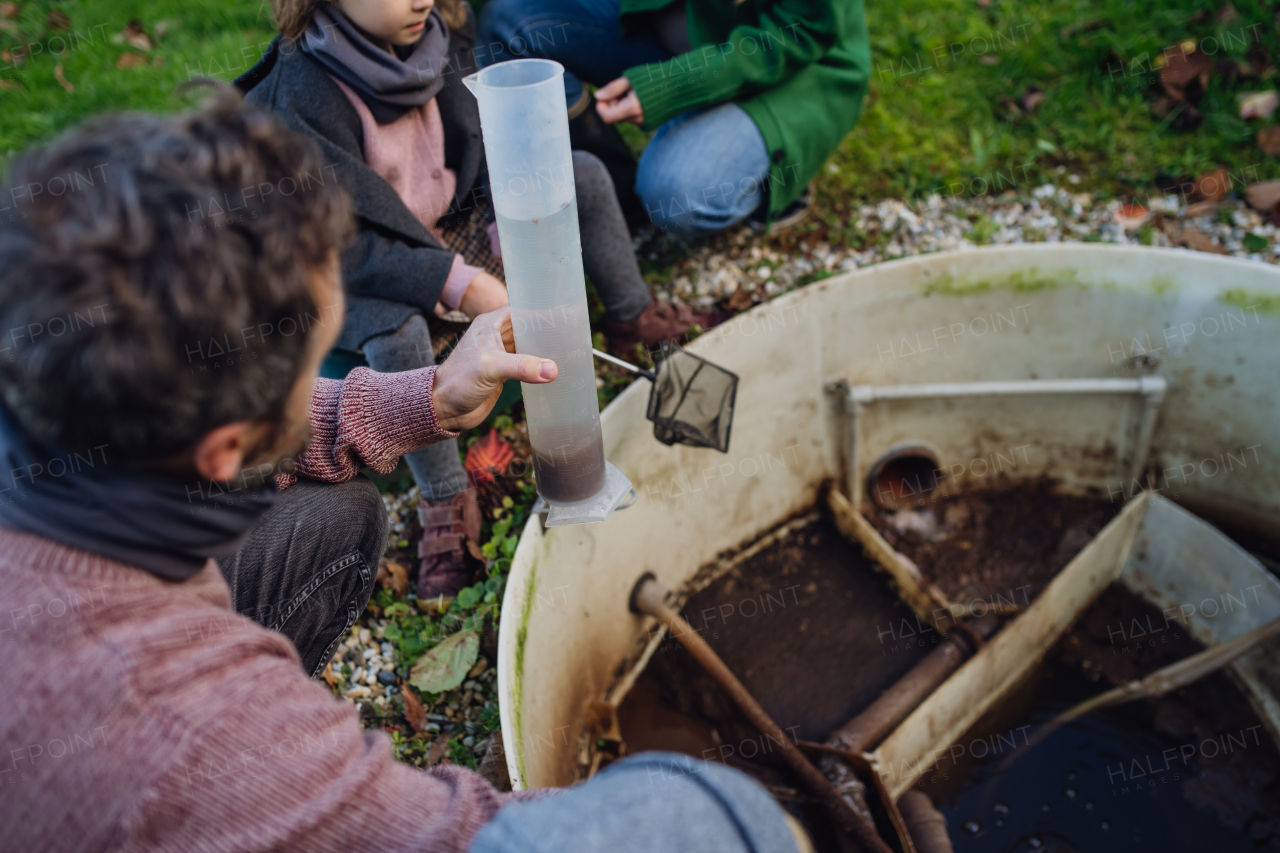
[0,366,533,851]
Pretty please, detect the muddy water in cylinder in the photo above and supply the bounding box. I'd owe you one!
[498,199,605,503]
[927,587,1280,852]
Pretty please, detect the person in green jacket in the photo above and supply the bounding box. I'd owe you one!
[476,0,870,238]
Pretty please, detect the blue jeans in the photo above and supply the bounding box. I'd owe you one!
[470,753,799,853]
[476,0,770,239]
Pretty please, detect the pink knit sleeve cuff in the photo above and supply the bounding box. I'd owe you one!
[278,366,459,488]
[440,254,483,311]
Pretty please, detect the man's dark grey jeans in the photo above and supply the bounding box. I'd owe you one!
[218,475,388,676]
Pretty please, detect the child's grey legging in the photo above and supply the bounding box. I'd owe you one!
[362,151,651,503]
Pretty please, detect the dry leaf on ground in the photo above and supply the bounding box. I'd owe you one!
[322,663,340,689]
[1191,168,1230,202]
[1182,228,1230,254]
[401,686,429,733]
[1183,200,1221,218]
[727,287,756,312]
[1159,45,1212,102]
[115,53,147,69]
[122,19,153,51]
[1240,90,1278,120]
[409,630,479,694]
[377,558,409,597]
[0,3,17,20]
[1245,180,1280,211]
[46,9,69,30]
[54,63,73,93]
[0,78,17,92]
[1112,203,1151,232]
[1259,127,1280,156]
[1020,85,1045,113]
[426,735,451,765]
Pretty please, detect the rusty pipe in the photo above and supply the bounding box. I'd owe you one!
[630,573,895,853]
[897,791,953,853]
[828,614,1000,754]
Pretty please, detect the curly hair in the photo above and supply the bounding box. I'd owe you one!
[0,88,355,464]
[273,0,469,41]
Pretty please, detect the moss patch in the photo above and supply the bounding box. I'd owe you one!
[511,556,537,786]
[1220,288,1280,320]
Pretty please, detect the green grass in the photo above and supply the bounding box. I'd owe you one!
[5,0,1278,206]
[825,0,1280,206]
[0,0,276,158]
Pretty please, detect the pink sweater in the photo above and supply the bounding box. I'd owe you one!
[332,78,482,311]
[0,366,534,851]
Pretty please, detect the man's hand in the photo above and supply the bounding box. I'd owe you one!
[595,77,645,125]
[431,306,557,431]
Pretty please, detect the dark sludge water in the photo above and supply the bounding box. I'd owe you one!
[916,661,1278,852]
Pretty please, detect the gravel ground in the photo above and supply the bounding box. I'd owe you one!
[650,187,1278,311]
[323,619,500,767]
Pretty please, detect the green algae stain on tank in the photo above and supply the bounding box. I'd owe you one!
[920,268,1090,297]
[512,557,538,786]
[1220,288,1280,319]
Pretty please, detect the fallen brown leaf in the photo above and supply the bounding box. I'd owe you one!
[122,19,153,51]
[377,558,409,597]
[1240,90,1278,120]
[54,63,73,93]
[401,686,429,733]
[1245,180,1280,211]
[46,9,69,30]
[322,663,340,689]
[978,54,998,66]
[1259,127,1280,156]
[1191,168,1230,202]
[0,78,17,92]
[726,287,755,312]
[1159,46,1212,102]
[1021,85,1046,113]
[1182,228,1229,254]
[115,53,147,69]
[1112,203,1151,232]
[477,731,511,791]
[426,735,451,766]
[0,3,16,19]
[1183,200,1221,218]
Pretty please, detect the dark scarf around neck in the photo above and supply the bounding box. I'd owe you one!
[0,404,277,581]
[301,5,451,123]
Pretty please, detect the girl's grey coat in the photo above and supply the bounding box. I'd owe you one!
[236,12,488,351]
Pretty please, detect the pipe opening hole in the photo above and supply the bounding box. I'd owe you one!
[867,447,941,510]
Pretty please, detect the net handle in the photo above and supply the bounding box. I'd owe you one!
[592,348,655,381]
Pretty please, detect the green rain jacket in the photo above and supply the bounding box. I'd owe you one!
[620,0,870,219]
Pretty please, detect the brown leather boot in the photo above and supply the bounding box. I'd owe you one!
[416,489,481,600]
[605,298,727,355]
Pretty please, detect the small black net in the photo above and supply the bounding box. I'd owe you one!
[645,341,739,452]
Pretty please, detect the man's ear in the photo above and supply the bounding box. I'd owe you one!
[192,422,256,483]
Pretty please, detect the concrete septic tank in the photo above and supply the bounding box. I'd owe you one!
[495,244,1280,803]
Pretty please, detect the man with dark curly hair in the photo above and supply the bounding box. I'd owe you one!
[0,90,805,852]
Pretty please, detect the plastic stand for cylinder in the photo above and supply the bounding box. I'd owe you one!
[465,59,633,527]
[530,462,637,527]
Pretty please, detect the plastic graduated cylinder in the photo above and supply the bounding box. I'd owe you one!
[464,58,633,524]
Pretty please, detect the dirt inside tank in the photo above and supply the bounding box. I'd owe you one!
[867,479,1122,605]
[927,585,1280,851]
[617,514,933,849]
[615,493,1280,852]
